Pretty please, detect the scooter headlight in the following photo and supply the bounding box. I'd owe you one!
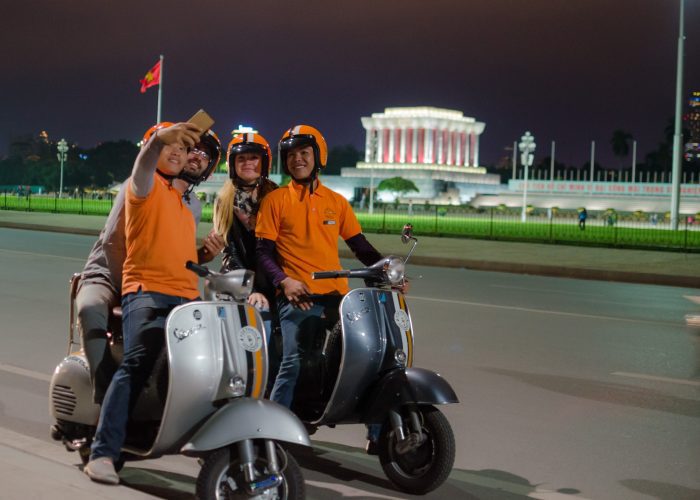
[204,270,255,301]
[384,257,405,285]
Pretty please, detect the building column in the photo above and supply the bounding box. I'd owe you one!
[412,128,418,163]
[436,128,444,164]
[455,131,462,166]
[376,128,384,163]
[388,127,396,164]
[418,129,425,163]
[472,133,479,166]
[401,128,408,163]
[425,128,433,163]
[395,128,402,163]
[463,131,470,166]
[364,128,373,162]
[446,130,453,165]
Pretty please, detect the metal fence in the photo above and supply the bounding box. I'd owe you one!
[354,204,700,251]
[2,192,698,252]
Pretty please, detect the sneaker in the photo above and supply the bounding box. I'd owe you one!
[84,457,119,485]
[365,440,379,456]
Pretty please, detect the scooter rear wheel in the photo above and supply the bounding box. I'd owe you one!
[378,405,455,494]
[196,444,305,500]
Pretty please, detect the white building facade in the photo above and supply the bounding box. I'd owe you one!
[360,106,486,169]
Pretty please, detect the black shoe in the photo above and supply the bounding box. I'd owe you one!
[365,440,378,456]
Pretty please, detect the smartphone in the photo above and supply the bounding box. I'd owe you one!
[188,109,215,132]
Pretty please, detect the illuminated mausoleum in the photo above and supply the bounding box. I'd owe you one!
[335,106,502,203]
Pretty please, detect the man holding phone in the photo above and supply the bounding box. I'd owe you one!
[76,124,223,407]
[85,121,208,484]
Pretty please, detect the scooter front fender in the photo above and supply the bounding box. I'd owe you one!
[181,398,310,455]
[362,367,459,423]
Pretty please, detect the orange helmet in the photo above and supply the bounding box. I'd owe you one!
[180,129,222,186]
[142,121,174,145]
[227,132,272,183]
[278,124,328,176]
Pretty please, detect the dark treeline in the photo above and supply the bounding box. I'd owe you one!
[0,140,139,192]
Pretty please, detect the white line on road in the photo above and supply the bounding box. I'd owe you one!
[612,371,700,387]
[409,295,680,326]
[0,247,85,262]
[0,362,52,382]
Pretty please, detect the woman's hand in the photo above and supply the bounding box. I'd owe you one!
[247,292,269,311]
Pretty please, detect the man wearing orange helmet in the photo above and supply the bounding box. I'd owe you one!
[76,125,223,409]
[256,125,384,410]
[85,122,217,484]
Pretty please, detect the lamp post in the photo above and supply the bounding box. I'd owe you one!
[519,131,536,223]
[57,139,68,198]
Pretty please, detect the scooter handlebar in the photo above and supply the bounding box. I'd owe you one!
[312,270,350,280]
[312,268,381,280]
[186,260,211,278]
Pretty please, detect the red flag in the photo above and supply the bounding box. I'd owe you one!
[139,60,161,93]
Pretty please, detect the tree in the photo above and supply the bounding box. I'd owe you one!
[325,144,361,175]
[377,177,419,200]
[610,129,633,168]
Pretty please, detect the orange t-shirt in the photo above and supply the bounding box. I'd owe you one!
[121,175,199,299]
[256,180,362,295]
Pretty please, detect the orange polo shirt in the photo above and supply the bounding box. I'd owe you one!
[256,180,362,295]
[121,175,199,299]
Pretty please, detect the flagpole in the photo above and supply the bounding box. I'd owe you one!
[156,54,164,124]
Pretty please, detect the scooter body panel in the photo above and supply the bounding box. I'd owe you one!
[143,301,268,456]
[181,398,310,454]
[49,352,100,425]
[317,288,415,424]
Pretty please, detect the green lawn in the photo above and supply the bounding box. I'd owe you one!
[2,194,698,251]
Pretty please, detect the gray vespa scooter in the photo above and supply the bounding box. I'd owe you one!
[49,262,310,499]
[290,224,458,494]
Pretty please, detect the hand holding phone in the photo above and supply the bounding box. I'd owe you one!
[188,109,215,133]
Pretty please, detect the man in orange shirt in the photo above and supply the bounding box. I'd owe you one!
[256,125,383,410]
[85,122,204,484]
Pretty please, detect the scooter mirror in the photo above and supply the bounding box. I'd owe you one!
[401,223,414,244]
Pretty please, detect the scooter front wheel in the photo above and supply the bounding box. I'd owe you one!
[196,444,304,500]
[378,405,455,494]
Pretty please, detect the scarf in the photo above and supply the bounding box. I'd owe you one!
[233,186,259,232]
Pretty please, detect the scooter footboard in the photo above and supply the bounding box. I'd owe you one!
[362,367,459,423]
[181,398,310,455]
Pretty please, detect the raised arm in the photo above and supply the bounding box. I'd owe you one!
[130,122,202,198]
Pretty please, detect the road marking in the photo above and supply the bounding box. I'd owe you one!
[409,295,680,326]
[0,248,85,262]
[612,371,700,387]
[0,362,52,382]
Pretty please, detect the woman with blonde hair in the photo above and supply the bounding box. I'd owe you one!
[214,131,278,312]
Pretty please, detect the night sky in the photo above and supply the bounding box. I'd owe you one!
[3,0,700,168]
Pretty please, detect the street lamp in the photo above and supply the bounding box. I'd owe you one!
[57,138,68,198]
[519,131,536,223]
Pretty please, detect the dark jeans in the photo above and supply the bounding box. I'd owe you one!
[90,290,190,461]
[269,295,340,408]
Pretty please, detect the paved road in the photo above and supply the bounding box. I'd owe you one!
[1,228,699,499]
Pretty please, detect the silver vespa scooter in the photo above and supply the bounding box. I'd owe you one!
[291,224,458,495]
[49,262,310,499]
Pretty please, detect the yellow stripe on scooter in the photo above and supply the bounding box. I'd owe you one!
[398,293,413,367]
[246,306,265,399]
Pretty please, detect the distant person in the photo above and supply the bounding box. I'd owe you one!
[578,208,587,230]
[651,213,658,226]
